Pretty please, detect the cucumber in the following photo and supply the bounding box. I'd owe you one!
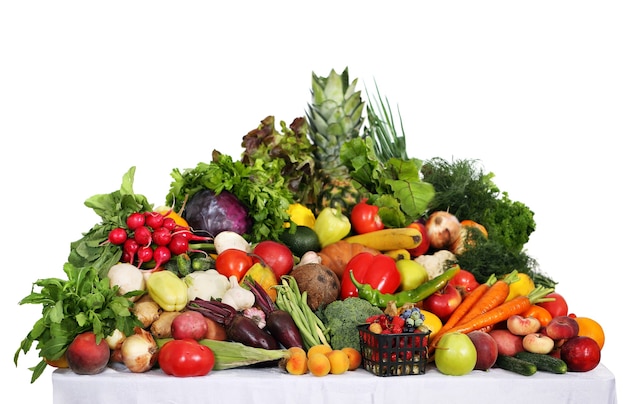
[495,354,537,376]
[514,351,568,374]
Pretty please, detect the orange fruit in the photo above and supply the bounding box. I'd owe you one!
[574,317,605,350]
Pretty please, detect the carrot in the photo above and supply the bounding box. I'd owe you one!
[433,285,554,339]
[454,271,519,326]
[427,274,496,355]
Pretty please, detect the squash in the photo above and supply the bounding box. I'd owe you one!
[318,240,380,280]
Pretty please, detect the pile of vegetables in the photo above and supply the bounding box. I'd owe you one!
[14,67,562,383]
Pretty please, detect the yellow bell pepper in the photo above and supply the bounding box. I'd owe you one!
[505,272,535,302]
[146,270,189,311]
[286,203,316,229]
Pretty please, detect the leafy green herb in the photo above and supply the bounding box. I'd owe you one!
[68,166,153,279]
[421,157,536,254]
[14,263,142,383]
[166,152,294,243]
[340,136,435,227]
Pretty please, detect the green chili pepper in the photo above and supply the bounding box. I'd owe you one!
[349,265,461,308]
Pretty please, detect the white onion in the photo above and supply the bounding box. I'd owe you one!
[425,211,462,250]
[121,328,158,373]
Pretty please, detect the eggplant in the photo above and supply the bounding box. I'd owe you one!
[182,189,252,237]
[188,299,279,350]
[244,279,304,349]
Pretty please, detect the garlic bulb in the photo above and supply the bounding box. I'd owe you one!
[221,276,255,311]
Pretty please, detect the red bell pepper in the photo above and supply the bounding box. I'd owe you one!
[350,199,384,234]
[340,252,401,299]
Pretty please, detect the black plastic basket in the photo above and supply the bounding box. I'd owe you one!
[357,324,430,377]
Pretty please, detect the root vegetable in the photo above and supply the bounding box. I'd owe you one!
[150,311,182,339]
[132,294,162,328]
[108,263,146,302]
[121,327,158,373]
[214,230,252,254]
[425,211,462,250]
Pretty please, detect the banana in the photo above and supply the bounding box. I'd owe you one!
[343,227,422,251]
[384,249,412,261]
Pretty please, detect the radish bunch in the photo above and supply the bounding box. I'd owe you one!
[107,211,209,269]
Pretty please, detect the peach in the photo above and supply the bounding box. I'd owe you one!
[66,332,111,375]
[467,331,498,371]
[545,315,579,341]
[522,333,555,354]
[506,315,541,336]
[326,349,350,375]
[341,347,362,371]
[489,329,524,356]
[307,353,331,376]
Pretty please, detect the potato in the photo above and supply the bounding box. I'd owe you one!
[171,311,209,340]
[150,311,182,339]
[290,263,340,311]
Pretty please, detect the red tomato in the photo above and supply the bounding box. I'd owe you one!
[406,221,430,257]
[537,292,569,318]
[448,269,480,298]
[350,199,384,234]
[215,248,254,282]
[158,339,215,377]
[252,240,294,278]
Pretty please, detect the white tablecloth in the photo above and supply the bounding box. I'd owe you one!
[52,363,618,404]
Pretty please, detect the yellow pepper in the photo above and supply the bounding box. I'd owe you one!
[286,203,316,229]
[242,262,278,302]
[146,270,189,311]
[313,206,351,248]
[505,272,535,302]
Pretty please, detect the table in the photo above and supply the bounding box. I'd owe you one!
[52,363,618,404]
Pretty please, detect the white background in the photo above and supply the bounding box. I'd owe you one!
[1,1,623,402]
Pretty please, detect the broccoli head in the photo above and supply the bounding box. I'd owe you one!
[317,297,383,351]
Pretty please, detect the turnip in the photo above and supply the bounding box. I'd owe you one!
[213,230,251,254]
[107,262,146,302]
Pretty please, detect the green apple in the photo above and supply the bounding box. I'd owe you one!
[395,259,429,291]
[434,332,477,376]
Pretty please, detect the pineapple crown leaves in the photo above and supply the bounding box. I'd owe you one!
[306,68,366,149]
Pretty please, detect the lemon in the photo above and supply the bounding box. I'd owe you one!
[280,225,321,258]
[420,309,443,338]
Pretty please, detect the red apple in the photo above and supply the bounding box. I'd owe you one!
[507,315,542,336]
[560,336,601,372]
[489,329,524,356]
[467,331,498,371]
[537,292,568,318]
[66,331,111,375]
[407,222,430,257]
[422,283,462,322]
[448,269,480,298]
[545,315,579,341]
[522,333,555,354]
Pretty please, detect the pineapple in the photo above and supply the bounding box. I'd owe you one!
[305,68,366,215]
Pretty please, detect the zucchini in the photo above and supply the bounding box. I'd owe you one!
[514,351,568,374]
[495,354,537,376]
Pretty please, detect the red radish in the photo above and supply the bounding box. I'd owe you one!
[162,217,177,231]
[152,227,172,246]
[153,245,171,269]
[168,234,189,256]
[136,246,154,268]
[174,229,211,242]
[134,226,152,246]
[126,212,146,230]
[145,211,164,229]
[108,228,128,245]
[123,238,139,263]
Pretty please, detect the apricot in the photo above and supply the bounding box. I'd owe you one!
[307,353,331,376]
[341,347,362,371]
[285,347,308,375]
[307,343,332,358]
[326,349,350,375]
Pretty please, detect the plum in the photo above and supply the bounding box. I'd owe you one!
[467,331,498,371]
[66,332,111,375]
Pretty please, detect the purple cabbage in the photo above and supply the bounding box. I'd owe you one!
[182,189,252,237]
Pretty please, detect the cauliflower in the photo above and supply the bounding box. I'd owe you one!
[316,297,383,351]
[415,250,457,280]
